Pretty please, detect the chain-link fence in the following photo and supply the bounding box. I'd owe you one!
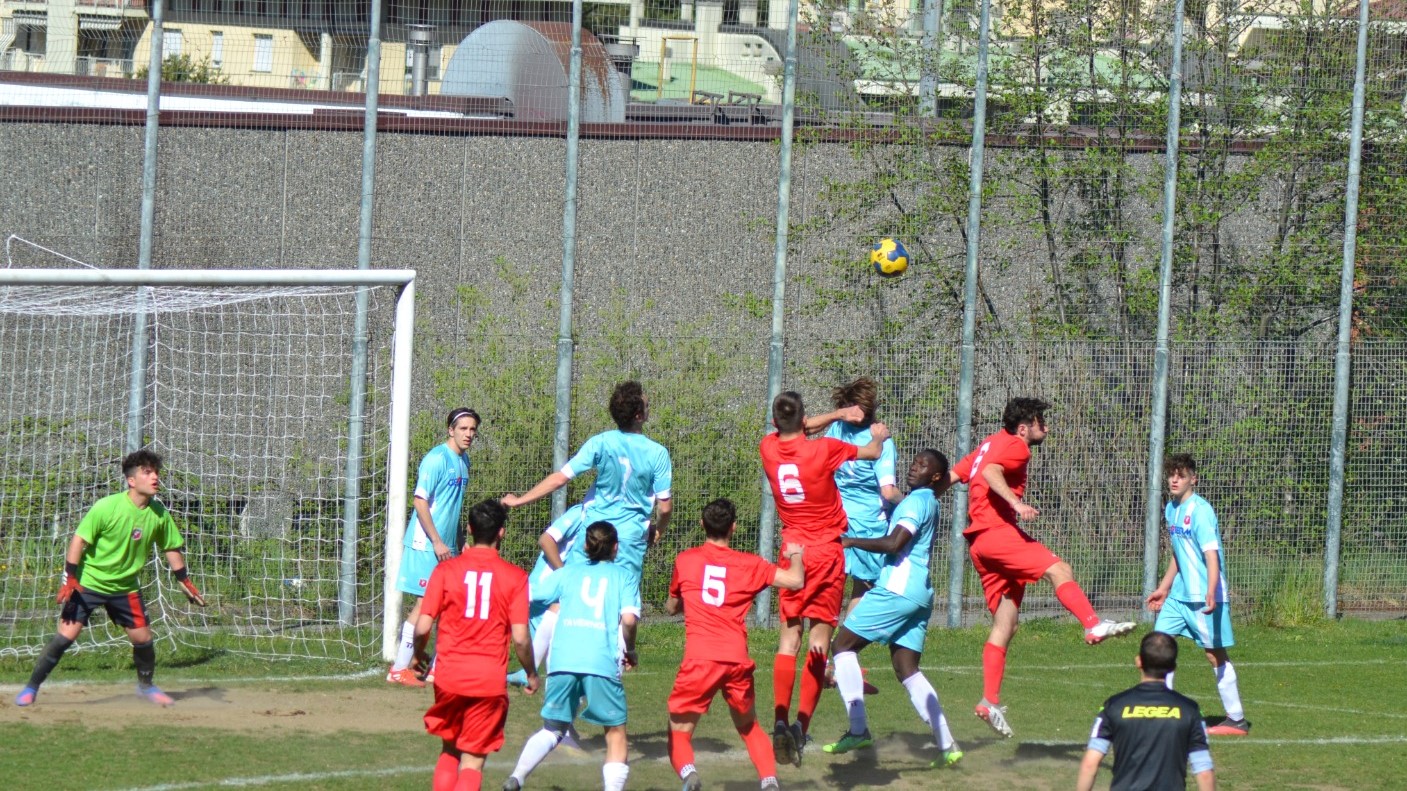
[3,0,1405,659]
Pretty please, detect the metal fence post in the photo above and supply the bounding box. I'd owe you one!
[1325,0,1371,620]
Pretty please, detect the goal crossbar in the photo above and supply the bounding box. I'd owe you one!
[1,268,416,663]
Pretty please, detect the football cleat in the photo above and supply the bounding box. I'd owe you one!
[759,777,780,789]
[789,722,808,766]
[975,698,1013,738]
[386,668,426,688]
[138,684,175,707]
[931,747,964,769]
[772,720,796,767]
[681,769,702,791]
[1084,619,1138,645]
[14,687,37,707]
[821,730,874,755]
[1207,717,1251,736]
[506,668,529,687]
[502,778,522,791]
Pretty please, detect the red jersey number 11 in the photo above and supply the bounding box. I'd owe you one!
[463,571,493,620]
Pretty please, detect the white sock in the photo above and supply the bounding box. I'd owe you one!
[677,762,697,780]
[511,728,561,782]
[1215,662,1244,721]
[602,761,629,791]
[533,610,558,672]
[1165,671,1176,690]
[901,672,954,751]
[391,620,415,672]
[833,651,868,734]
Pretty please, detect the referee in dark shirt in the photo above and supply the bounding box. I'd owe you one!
[1077,631,1215,791]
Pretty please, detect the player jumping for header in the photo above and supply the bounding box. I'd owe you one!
[949,397,1135,738]
[664,498,807,791]
[822,449,963,770]
[759,390,890,766]
[1146,453,1250,736]
[15,449,206,708]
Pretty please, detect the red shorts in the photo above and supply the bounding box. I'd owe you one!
[668,658,756,716]
[967,525,1062,613]
[777,541,845,626]
[424,689,508,755]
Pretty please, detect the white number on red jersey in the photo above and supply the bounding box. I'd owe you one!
[701,564,727,607]
[463,571,493,620]
[777,463,805,503]
[965,441,993,483]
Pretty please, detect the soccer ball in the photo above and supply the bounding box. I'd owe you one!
[870,238,910,278]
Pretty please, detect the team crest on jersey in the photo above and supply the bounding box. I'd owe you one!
[1183,515,1192,526]
[131,528,143,541]
[419,578,428,588]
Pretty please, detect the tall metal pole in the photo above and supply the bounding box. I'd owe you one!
[126,0,164,453]
[1141,0,1187,618]
[1325,0,1371,619]
[945,0,992,629]
[551,0,586,522]
[918,0,943,117]
[338,0,385,626]
[754,0,801,627]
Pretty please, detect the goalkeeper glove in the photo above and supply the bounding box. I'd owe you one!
[174,567,207,607]
[57,562,82,604]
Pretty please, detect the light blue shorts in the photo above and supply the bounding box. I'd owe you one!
[844,586,931,653]
[541,672,628,727]
[396,547,439,597]
[1154,598,1235,650]
[844,546,885,584]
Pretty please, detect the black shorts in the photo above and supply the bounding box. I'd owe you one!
[62,588,150,629]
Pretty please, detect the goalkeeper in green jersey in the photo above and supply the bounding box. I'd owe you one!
[15,449,206,708]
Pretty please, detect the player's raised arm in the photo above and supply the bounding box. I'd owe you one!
[772,543,806,590]
[502,471,570,509]
[165,550,206,606]
[538,529,567,570]
[854,422,891,460]
[803,405,865,436]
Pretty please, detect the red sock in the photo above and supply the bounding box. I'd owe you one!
[454,767,482,791]
[796,648,828,734]
[434,753,460,791]
[982,642,1007,705]
[668,729,696,778]
[773,653,797,724]
[1055,581,1101,629]
[738,718,778,779]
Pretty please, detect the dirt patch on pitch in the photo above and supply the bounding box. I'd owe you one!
[1,681,431,734]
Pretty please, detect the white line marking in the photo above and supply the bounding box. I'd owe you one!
[0,666,383,692]
[1256,700,1407,720]
[1026,736,1407,746]
[912,658,1401,673]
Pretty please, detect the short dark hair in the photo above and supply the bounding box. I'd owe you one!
[122,449,162,479]
[701,498,736,539]
[1002,397,1051,433]
[608,382,646,430]
[1165,453,1197,477]
[1140,631,1178,678]
[772,391,805,433]
[467,499,507,546]
[831,376,879,423]
[918,448,950,482]
[583,521,619,563]
[447,407,481,429]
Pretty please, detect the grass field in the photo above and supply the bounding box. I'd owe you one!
[2,618,1405,790]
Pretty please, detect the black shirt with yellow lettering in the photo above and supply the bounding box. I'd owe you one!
[1087,681,1212,791]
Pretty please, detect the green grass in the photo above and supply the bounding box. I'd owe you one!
[3,619,1405,790]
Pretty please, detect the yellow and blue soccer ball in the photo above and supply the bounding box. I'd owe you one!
[870,238,909,278]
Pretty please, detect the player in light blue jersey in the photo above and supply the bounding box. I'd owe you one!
[820,450,965,769]
[1147,453,1250,736]
[503,381,673,585]
[504,522,641,791]
[805,377,903,616]
[388,407,478,687]
[506,492,594,690]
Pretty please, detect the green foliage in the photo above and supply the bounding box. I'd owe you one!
[136,54,230,85]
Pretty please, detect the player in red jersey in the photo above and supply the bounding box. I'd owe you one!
[949,397,1135,739]
[759,391,889,766]
[413,499,538,791]
[664,498,807,791]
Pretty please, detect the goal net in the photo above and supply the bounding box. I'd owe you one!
[0,269,414,664]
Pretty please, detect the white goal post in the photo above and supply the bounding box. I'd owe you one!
[0,268,415,663]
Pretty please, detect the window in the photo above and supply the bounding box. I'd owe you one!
[163,29,183,58]
[211,31,223,68]
[253,34,273,72]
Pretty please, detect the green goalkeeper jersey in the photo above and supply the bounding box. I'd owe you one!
[76,492,185,594]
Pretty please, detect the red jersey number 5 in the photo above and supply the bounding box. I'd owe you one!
[701,565,727,606]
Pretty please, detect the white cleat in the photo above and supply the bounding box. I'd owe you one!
[1085,619,1138,645]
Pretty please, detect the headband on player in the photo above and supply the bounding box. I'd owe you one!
[447,407,480,428]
